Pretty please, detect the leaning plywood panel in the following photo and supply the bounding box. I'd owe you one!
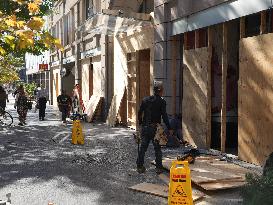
[85,95,103,122]
[183,48,210,148]
[107,87,126,126]
[239,33,273,165]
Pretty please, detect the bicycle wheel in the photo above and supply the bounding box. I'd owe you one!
[0,111,13,126]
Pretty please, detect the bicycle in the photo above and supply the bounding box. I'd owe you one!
[0,107,13,126]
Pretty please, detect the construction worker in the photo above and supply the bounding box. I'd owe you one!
[136,81,173,174]
[57,90,72,123]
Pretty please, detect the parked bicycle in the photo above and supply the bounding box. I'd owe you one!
[0,107,13,126]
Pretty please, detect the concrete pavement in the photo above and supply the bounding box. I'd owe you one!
[0,98,244,205]
[0,99,167,205]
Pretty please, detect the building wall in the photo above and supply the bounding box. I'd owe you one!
[153,0,233,111]
[52,66,61,107]
[107,25,154,126]
[81,57,91,106]
[49,0,153,121]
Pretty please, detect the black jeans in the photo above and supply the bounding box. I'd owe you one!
[60,106,69,122]
[39,107,45,119]
[38,97,47,119]
[136,125,163,168]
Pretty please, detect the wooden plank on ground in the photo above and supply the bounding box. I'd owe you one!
[204,160,252,178]
[158,173,245,191]
[153,159,242,184]
[129,182,205,202]
[198,180,246,191]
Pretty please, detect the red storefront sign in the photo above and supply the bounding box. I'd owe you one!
[39,64,49,71]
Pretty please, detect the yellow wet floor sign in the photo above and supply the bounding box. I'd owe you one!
[72,120,84,145]
[168,161,193,205]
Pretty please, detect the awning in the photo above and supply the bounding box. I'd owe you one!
[80,13,153,36]
[172,0,273,35]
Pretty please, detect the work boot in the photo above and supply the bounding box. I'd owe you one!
[156,167,164,175]
[137,166,146,174]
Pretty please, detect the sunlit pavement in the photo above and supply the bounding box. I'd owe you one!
[0,98,168,205]
[0,98,243,205]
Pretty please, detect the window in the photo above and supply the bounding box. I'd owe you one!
[196,28,208,48]
[85,0,90,20]
[245,13,261,37]
[71,8,75,42]
[63,15,68,45]
[184,31,195,50]
[77,2,80,26]
[52,25,56,38]
[56,21,59,39]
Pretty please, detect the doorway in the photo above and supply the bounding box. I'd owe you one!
[210,20,240,154]
[127,49,151,128]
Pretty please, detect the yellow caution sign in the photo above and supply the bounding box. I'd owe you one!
[168,161,193,205]
[72,120,84,145]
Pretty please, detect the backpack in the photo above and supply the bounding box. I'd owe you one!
[58,95,70,105]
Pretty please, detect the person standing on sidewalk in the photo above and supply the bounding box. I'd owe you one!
[36,85,47,121]
[136,81,173,174]
[57,90,72,123]
[0,86,8,111]
[14,87,28,126]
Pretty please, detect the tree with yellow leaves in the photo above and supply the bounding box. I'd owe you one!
[0,0,62,84]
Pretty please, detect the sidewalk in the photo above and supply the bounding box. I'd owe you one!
[0,97,259,205]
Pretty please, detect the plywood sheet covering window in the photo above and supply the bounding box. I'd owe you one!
[238,33,273,165]
[183,47,210,148]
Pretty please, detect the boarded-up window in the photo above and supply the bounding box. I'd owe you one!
[184,31,195,50]
[196,28,208,48]
[245,13,261,37]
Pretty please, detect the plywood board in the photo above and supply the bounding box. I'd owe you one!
[238,33,273,165]
[158,172,245,192]
[129,182,205,202]
[198,180,246,191]
[203,160,251,179]
[138,49,151,104]
[152,159,244,185]
[107,86,125,126]
[85,95,103,122]
[183,48,210,148]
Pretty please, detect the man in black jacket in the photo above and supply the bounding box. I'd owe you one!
[57,90,72,123]
[137,81,173,174]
